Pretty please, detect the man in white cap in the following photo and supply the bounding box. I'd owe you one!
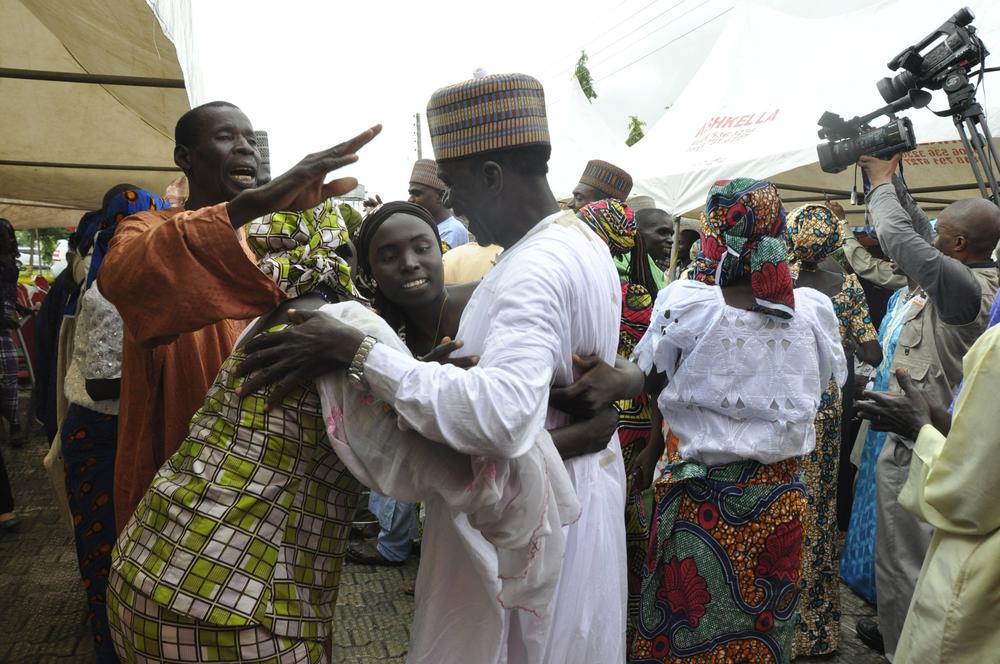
[239,73,628,663]
[408,158,468,248]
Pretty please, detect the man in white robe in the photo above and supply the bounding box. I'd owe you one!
[238,73,627,663]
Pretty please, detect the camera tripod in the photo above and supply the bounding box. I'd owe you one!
[943,70,1000,204]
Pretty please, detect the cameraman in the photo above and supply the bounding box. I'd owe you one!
[857,153,1000,660]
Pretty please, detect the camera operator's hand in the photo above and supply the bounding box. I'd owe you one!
[859,153,903,189]
[828,200,846,220]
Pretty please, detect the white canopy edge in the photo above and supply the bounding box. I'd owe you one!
[0,199,89,230]
[627,0,1000,217]
[0,0,188,212]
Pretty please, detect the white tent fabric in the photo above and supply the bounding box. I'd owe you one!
[146,0,627,202]
[0,0,188,226]
[629,0,1000,218]
[0,199,90,230]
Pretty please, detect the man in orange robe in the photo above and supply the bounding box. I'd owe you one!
[101,101,379,527]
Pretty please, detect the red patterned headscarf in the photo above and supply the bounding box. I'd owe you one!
[692,178,794,318]
[577,198,654,357]
[577,198,636,258]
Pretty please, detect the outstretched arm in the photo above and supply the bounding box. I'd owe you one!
[98,207,284,346]
[841,234,907,290]
[227,126,381,227]
[100,125,381,345]
[239,253,572,459]
[861,155,982,325]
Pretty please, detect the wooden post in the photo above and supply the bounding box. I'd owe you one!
[666,216,682,284]
[415,113,423,160]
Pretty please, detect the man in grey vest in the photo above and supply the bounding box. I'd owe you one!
[857,153,1000,661]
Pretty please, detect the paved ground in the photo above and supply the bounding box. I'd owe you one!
[0,412,885,663]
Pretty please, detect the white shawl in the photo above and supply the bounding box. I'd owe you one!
[313,301,580,617]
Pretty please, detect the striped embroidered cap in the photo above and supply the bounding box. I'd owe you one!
[627,195,655,210]
[580,159,633,201]
[253,130,269,161]
[409,159,446,192]
[427,73,550,161]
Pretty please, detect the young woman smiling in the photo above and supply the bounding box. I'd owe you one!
[352,201,643,460]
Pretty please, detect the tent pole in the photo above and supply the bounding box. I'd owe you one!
[0,68,184,89]
[666,216,682,285]
[772,183,852,197]
[905,183,986,194]
[0,159,179,172]
[780,194,955,205]
[774,181,990,197]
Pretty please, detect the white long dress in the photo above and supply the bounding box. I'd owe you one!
[314,301,579,623]
[364,210,626,663]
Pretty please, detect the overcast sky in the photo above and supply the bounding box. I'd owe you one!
[155,0,925,198]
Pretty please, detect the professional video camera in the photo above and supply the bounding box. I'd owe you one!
[816,7,998,202]
[816,91,928,173]
[876,8,984,105]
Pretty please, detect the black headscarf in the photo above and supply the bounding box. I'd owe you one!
[353,201,442,332]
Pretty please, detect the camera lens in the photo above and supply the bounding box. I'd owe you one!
[877,71,918,103]
[953,7,974,27]
[817,118,916,174]
[816,142,838,173]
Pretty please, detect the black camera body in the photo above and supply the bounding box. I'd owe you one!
[817,115,917,174]
[815,8,986,175]
[877,8,986,104]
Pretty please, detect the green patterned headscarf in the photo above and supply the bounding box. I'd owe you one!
[247,198,357,298]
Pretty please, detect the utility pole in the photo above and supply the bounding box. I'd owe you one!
[414,112,423,159]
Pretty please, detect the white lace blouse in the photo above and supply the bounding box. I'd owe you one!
[63,283,124,415]
[633,280,847,465]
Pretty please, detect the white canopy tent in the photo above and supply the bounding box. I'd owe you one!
[10,0,991,230]
[147,0,642,202]
[0,0,188,228]
[628,0,1000,220]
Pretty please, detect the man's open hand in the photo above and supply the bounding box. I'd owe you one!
[228,125,382,228]
[418,337,479,368]
[856,368,932,439]
[549,355,641,418]
[236,308,366,408]
[859,153,903,189]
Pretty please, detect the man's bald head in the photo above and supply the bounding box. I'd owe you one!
[934,198,1000,262]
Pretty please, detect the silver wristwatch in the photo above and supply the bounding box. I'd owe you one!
[347,335,378,391]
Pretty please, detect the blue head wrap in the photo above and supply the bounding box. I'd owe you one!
[85,188,167,288]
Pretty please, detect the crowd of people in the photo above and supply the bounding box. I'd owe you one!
[1,70,999,664]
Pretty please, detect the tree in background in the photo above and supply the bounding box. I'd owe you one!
[575,51,598,103]
[626,115,646,147]
[15,228,70,265]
